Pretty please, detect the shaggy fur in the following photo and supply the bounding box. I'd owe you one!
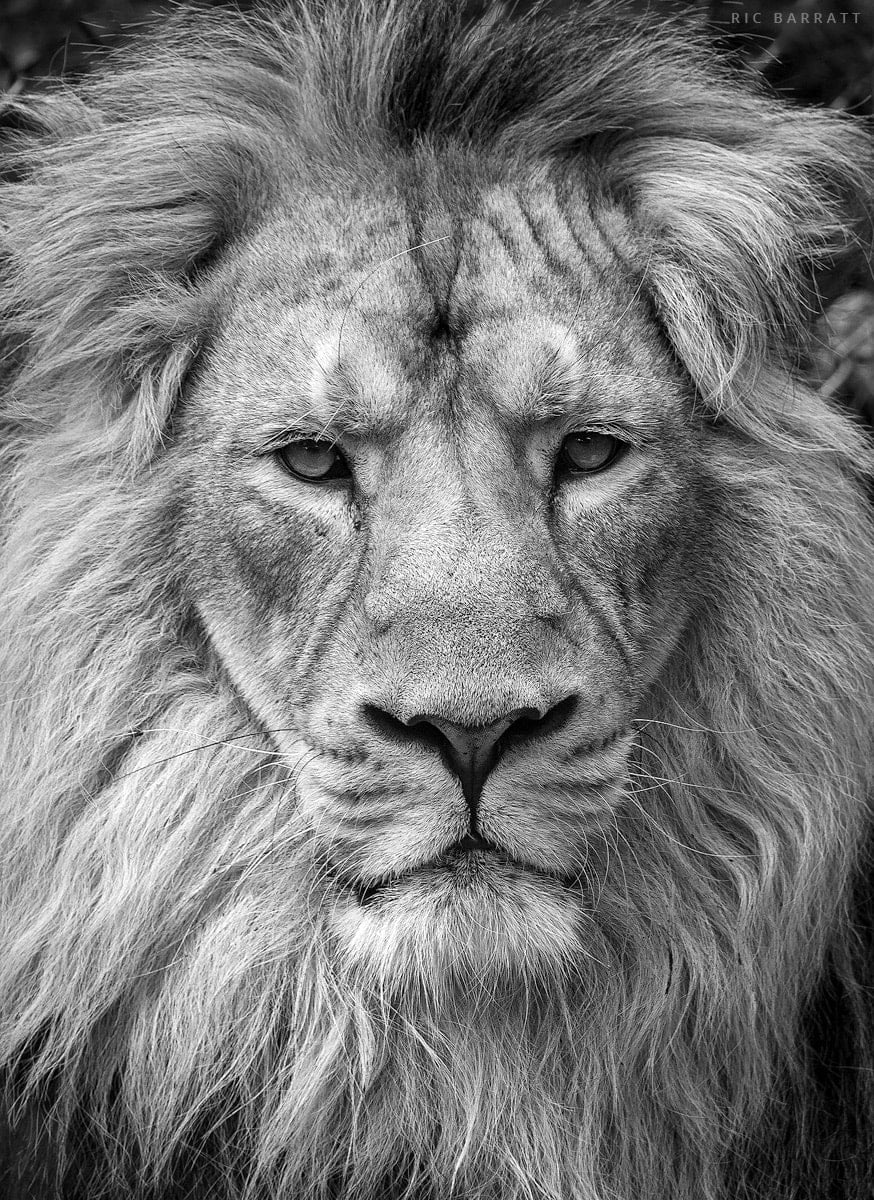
[1,3,874,1199]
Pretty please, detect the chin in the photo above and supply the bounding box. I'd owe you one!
[329,852,584,985]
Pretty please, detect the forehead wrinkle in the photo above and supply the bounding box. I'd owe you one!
[407,219,464,329]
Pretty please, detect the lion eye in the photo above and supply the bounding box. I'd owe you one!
[277,439,351,482]
[559,432,623,475]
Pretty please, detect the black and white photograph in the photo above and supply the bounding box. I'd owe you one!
[1,0,873,1197]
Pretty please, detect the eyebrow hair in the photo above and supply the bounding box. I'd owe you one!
[500,346,673,444]
[492,337,624,423]
[526,389,657,437]
[243,352,667,457]
[242,365,408,454]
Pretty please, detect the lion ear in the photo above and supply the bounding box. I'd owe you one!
[0,81,275,472]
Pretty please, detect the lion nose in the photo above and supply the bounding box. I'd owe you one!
[407,710,536,806]
[362,696,577,813]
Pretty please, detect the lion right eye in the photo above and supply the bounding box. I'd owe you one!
[277,439,352,483]
[558,432,624,475]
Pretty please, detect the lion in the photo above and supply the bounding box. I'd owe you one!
[1,1,873,1197]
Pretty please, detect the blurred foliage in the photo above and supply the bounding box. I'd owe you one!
[710,0,874,114]
[1,0,873,420]
[811,292,874,423]
[0,0,227,90]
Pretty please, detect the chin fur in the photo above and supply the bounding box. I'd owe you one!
[329,861,584,986]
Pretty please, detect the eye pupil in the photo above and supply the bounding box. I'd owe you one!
[278,439,350,482]
[560,433,621,474]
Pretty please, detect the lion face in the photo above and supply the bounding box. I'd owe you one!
[178,178,702,979]
[4,3,874,1196]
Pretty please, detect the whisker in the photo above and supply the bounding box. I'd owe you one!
[632,716,764,736]
[621,782,756,860]
[627,765,742,797]
[109,727,305,782]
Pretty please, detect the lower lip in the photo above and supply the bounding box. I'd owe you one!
[339,850,573,907]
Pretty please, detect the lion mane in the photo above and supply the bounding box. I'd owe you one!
[1,3,874,1199]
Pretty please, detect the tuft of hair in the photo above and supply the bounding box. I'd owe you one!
[1,3,874,1200]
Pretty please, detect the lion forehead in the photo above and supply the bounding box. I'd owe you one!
[201,179,680,444]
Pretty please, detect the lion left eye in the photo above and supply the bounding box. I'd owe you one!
[277,439,351,482]
[559,433,623,474]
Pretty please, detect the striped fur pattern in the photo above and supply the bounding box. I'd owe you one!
[1,3,874,1198]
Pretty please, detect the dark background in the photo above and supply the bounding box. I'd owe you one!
[1,0,873,420]
[1,0,872,110]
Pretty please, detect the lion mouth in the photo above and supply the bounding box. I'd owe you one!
[331,833,575,907]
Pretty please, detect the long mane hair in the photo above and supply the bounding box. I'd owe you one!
[1,3,874,1198]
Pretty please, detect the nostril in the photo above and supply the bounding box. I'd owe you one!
[361,703,406,740]
[361,703,450,758]
[502,694,578,747]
